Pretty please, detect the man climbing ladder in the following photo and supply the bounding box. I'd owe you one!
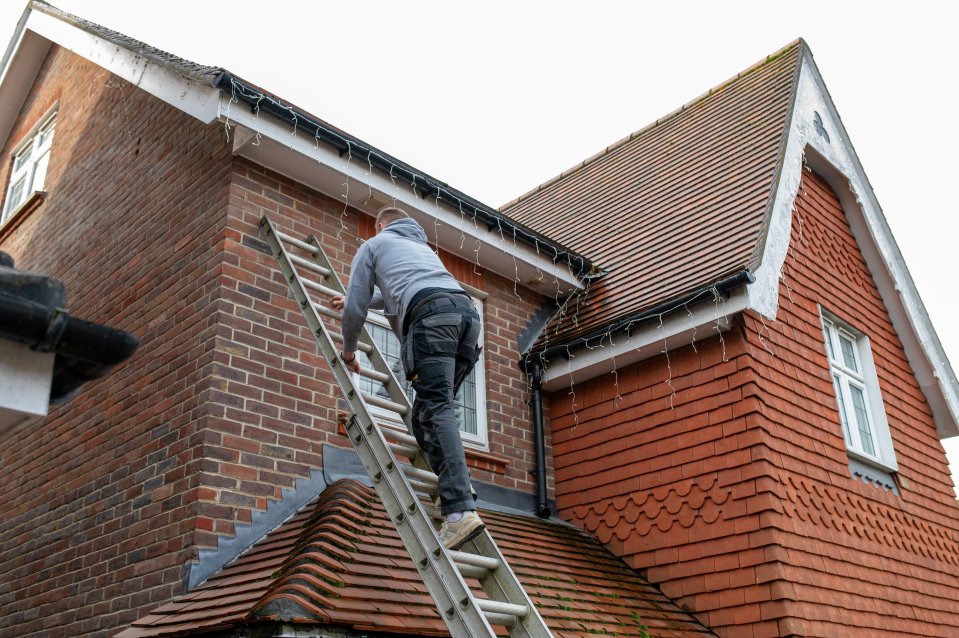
[332,205,485,550]
[263,213,552,634]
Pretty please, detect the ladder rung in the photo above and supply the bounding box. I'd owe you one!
[388,440,419,458]
[381,428,418,448]
[400,464,438,486]
[483,611,518,628]
[455,564,489,579]
[300,277,339,298]
[358,366,390,384]
[275,230,320,256]
[312,301,343,321]
[448,550,500,572]
[475,599,529,619]
[289,253,331,277]
[362,392,409,416]
[422,502,442,521]
[407,477,436,496]
[329,331,373,354]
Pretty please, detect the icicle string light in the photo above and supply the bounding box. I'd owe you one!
[337,141,353,239]
[219,76,591,278]
[609,333,624,408]
[712,287,728,363]
[521,278,738,429]
[686,302,698,353]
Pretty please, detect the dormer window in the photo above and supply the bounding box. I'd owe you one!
[2,111,56,225]
[821,309,898,472]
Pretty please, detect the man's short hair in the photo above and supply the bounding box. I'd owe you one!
[376,206,410,228]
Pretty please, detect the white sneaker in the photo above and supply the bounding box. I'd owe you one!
[439,511,485,550]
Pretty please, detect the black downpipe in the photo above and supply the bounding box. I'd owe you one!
[528,361,551,518]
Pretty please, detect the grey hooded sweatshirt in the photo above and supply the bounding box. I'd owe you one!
[341,218,464,352]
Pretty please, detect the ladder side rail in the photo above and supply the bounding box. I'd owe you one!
[301,231,414,416]
[261,218,402,435]
[261,218,373,398]
[261,218,396,448]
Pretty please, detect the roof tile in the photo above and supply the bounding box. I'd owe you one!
[118,479,715,637]
[503,42,804,347]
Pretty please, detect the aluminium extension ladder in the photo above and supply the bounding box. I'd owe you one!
[260,216,552,637]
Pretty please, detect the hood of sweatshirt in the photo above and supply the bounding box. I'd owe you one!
[382,218,428,244]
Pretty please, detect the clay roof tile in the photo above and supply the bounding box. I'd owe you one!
[118,479,715,637]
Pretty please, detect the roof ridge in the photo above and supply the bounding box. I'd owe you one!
[30,0,223,83]
[500,38,806,212]
[252,479,373,620]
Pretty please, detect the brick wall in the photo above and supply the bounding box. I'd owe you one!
[551,169,959,637]
[216,160,550,511]
[0,46,232,637]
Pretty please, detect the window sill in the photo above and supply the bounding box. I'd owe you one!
[0,190,46,242]
[847,447,898,474]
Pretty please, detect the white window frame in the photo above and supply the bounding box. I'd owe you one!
[362,289,488,449]
[820,308,898,472]
[2,110,57,225]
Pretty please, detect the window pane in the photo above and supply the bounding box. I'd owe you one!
[39,118,56,146]
[840,335,858,372]
[32,150,51,192]
[364,319,478,436]
[849,385,875,456]
[455,369,478,435]
[362,322,411,405]
[13,146,30,173]
[824,324,836,361]
[7,177,26,211]
[834,374,851,446]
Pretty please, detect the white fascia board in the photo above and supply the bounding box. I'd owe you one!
[0,14,51,148]
[540,287,748,391]
[22,10,220,123]
[751,50,959,438]
[218,107,583,298]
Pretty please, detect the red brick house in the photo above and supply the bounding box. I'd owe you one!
[0,3,956,638]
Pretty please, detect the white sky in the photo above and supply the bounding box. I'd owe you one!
[3,1,958,489]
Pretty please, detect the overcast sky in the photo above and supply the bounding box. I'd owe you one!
[3,1,958,488]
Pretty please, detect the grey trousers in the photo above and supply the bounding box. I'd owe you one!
[403,293,481,515]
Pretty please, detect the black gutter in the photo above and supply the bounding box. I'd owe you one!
[527,361,550,518]
[527,269,755,365]
[215,73,594,278]
[0,253,139,404]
